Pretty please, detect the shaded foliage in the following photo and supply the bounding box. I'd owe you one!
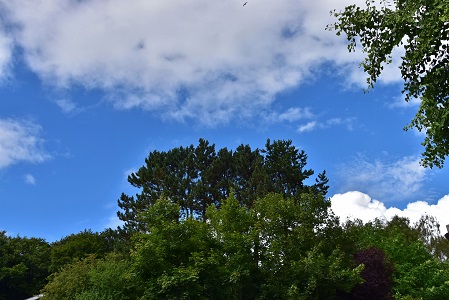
[352,247,393,300]
[0,232,51,300]
[50,229,112,273]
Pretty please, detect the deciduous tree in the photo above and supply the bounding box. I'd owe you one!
[0,232,50,300]
[328,0,449,167]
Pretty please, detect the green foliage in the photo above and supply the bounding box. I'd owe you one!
[130,194,362,299]
[206,193,260,299]
[42,255,96,300]
[253,193,362,299]
[0,232,51,300]
[262,139,314,196]
[42,253,138,300]
[50,229,111,273]
[7,140,449,299]
[341,215,449,299]
[117,139,329,234]
[328,0,449,168]
[131,198,212,299]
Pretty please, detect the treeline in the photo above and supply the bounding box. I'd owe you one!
[1,139,449,299]
[118,139,329,234]
[0,229,115,300]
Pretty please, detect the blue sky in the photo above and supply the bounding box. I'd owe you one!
[1,0,448,242]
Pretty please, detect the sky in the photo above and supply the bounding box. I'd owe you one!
[1,0,448,242]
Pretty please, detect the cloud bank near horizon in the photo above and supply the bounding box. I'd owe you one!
[331,191,449,234]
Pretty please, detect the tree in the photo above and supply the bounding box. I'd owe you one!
[340,215,449,299]
[262,139,314,196]
[253,193,362,299]
[206,193,260,299]
[117,139,328,235]
[42,253,139,300]
[232,144,268,208]
[0,232,51,300]
[50,229,111,273]
[328,0,449,168]
[128,193,362,299]
[351,247,394,300]
[131,198,212,299]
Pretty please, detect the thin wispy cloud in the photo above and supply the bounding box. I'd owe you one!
[264,107,314,123]
[297,117,355,133]
[388,94,421,109]
[24,173,36,185]
[0,25,12,81]
[338,155,428,202]
[298,121,317,133]
[0,0,401,126]
[55,98,78,114]
[0,118,50,169]
[105,213,124,230]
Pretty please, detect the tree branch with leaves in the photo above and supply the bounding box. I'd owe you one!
[328,0,449,168]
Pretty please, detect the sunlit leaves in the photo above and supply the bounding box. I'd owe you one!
[329,0,449,167]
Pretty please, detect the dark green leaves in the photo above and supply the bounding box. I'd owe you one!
[118,139,328,233]
[0,233,51,300]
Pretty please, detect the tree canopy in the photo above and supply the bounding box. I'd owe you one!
[42,194,449,300]
[3,139,449,299]
[0,232,51,300]
[117,138,329,234]
[328,0,449,168]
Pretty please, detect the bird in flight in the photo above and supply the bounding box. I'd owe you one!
[243,2,248,6]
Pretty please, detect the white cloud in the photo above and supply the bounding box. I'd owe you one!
[297,117,355,133]
[0,0,389,125]
[376,45,404,85]
[298,121,317,133]
[389,93,421,109]
[24,173,36,185]
[264,107,314,123]
[338,155,427,202]
[331,191,449,234]
[331,191,389,223]
[0,118,50,169]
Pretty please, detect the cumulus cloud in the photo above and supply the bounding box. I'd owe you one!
[0,0,397,125]
[0,118,50,169]
[331,191,389,223]
[331,191,449,234]
[338,155,427,202]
